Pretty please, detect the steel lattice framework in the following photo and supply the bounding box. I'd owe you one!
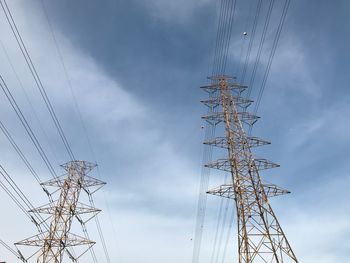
[201,76,298,263]
[16,160,105,263]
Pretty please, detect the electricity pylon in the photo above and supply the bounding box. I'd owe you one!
[201,75,298,262]
[16,160,105,263]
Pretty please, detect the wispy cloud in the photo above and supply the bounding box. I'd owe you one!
[0,1,200,262]
[142,0,213,23]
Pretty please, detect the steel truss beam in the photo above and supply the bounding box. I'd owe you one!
[16,160,105,263]
[202,75,298,263]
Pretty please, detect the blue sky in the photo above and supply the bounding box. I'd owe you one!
[0,0,349,262]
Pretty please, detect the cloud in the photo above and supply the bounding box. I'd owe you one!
[279,172,350,262]
[0,1,200,262]
[286,97,350,152]
[142,0,213,23]
[1,1,350,263]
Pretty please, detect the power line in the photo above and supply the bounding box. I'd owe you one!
[88,194,111,263]
[220,0,237,74]
[196,0,293,261]
[0,165,51,232]
[210,197,225,263]
[0,165,59,237]
[209,173,229,263]
[193,1,237,262]
[0,238,25,262]
[0,121,41,186]
[0,173,32,221]
[0,36,80,263]
[212,0,230,76]
[220,204,235,263]
[38,1,114,262]
[39,0,95,162]
[249,0,291,135]
[0,0,75,161]
[214,197,230,263]
[239,0,263,84]
[0,1,112,261]
[0,39,61,168]
[246,0,275,99]
[233,0,255,77]
[216,0,232,74]
[0,75,60,183]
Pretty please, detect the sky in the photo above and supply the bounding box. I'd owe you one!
[0,0,350,262]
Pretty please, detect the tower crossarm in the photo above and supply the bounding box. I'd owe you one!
[207,182,290,199]
[29,202,101,215]
[41,175,106,195]
[204,136,271,149]
[200,96,253,108]
[202,112,260,126]
[204,157,279,173]
[253,158,280,170]
[200,83,247,93]
[16,233,95,247]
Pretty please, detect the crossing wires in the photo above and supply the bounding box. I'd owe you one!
[0,238,25,262]
[194,0,293,262]
[0,0,113,262]
[0,0,75,161]
[248,0,291,135]
[0,164,79,262]
[38,1,112,262]
[192,1,237,263]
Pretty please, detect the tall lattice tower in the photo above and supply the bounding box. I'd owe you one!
[15,160,105,263]
[201,75,298,262]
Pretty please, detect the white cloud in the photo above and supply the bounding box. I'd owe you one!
[1,1,349,263]
[285,97,350,151]
[142,0,213,23]
[271,37,322,98]
[0,1,199,262]
[280,173,350,263]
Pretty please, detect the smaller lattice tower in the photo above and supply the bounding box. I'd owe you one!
[16,160,105,263]
[201,75,298,262]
